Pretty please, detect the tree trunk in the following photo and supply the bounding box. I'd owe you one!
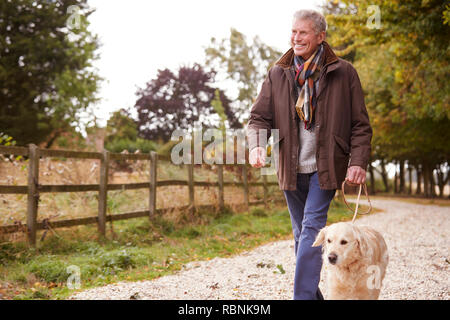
[429,167,436,198]
[423,162,429,198]
[447,170,450,199]
[399,160,405,194]
[415,164,422,195]
[44,128,64,149]
[380,159,389,192]
[435,164,448,198]
[394,161,398,194]
[408,165,413,195]
[368,161,376,194]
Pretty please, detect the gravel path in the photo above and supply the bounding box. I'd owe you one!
[70,199,449,300]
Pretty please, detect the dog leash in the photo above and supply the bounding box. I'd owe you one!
[341,180,372,223]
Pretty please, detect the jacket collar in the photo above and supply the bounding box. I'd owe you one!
[275,41,339,71]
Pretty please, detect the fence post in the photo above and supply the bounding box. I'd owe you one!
[187,162,194,213]
[98,149,109,237]
[217,164,224,211]
[27,144,39,246]
[242,164,249,211]
[149,151,157,219]
[263,173,268,209]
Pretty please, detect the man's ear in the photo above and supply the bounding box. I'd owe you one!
[312,227,327,247]
[318,31,326,43]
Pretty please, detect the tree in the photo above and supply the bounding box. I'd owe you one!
[321,1,358,62]
[204,28,282,123]
[211,89,227,134]
[105,109,138,144]
[0,0,101,147]
[104,108,156,153]
[325,0,450,120]
[324,0,450,197]
[134,64,240,143]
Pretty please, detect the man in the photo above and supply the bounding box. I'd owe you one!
[247,10,372,300]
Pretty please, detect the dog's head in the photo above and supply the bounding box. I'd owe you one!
[312,222,369,267]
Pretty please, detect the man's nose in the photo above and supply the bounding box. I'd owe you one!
[328,253,338,264]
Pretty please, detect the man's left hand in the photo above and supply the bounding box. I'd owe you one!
[346,166,366,185]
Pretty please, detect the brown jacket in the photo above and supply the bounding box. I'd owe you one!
[247,42,372,190]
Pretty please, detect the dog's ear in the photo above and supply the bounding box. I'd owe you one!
[312,227,327,247]
[353,226,370,257]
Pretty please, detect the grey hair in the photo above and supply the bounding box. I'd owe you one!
[293,10,327,34]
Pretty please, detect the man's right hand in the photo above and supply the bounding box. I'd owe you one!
[249,147,266,168]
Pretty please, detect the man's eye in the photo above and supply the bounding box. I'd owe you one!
[340,240,348,245]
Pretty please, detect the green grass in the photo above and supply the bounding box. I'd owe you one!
[0,198,373,300]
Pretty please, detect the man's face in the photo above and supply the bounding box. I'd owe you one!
[291,18,325,59]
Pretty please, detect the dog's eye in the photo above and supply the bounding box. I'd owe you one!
[340,240,348,245]
[327,239,331,243]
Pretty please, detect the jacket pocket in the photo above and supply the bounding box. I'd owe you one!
[333,135,350,184]
[333,134,350,155]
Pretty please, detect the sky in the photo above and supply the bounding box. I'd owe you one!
[87,0,322,126]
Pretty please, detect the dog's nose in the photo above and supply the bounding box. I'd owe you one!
[328,253,338,264]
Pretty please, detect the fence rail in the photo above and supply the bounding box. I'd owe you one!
[0,144,281,245]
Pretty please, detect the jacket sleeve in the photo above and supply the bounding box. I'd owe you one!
[247,69,274,152]
[348,64,372,170]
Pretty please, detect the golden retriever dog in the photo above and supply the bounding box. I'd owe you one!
[312,222,388,300]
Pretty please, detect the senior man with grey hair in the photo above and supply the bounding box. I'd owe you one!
[247,9,372,300]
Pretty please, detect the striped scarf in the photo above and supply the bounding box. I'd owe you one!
[294,43,324,130]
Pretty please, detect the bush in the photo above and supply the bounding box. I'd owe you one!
[105,138,157,154]
[0,243,21,264]
[174,226,201,239]
[250,207,268,217]
[100,249,136,275]
[28,259,69,283]
[151,217,175,235]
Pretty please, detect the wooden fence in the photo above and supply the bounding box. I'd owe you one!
[0,144,281,245]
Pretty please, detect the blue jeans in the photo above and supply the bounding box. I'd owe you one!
[283,172,336,300]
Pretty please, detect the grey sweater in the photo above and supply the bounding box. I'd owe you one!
[298,124,317,173]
